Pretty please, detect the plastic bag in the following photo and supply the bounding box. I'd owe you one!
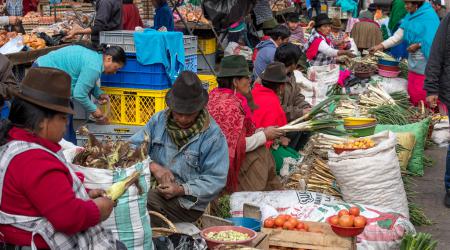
[153,234,206,250]
[202,0,256,31]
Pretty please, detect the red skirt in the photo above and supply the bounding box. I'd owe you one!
[407,71,427,107]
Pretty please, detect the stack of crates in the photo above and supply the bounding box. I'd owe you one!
[197,38,217,71]
[97,31,198,126]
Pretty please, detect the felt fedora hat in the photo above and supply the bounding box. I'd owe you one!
[217,55,251,78]
[331,18,343,30]
[260,62,288,84]
[314,14,332,28]
[166,71,208,114]
[12,67,74,114]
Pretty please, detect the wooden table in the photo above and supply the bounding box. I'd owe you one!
[175,21,213,31]
[5,45,67,66]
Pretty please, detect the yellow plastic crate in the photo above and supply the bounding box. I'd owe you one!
[198,74,218,92]
[197,38,217,54]
[101,87,168,126]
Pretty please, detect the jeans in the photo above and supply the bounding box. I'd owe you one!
[64,102,77,145]
[308,1,322,19]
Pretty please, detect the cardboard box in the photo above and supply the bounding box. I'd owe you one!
[262,221,355,250]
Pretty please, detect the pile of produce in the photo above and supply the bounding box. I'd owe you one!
[175,5,209,23]
[72,126,149,169]
[270,0,294,11]
[22,12,56,25]
[264,215,313,232]
[0,31,18,46]
[352,62,377,74]
[333,138,376,151]
[22,34,46,49]
[206,230,250,241]
[328,207,367,228]
[400,233,437,250]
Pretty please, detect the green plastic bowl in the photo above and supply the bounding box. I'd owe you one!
[344,125,376,138]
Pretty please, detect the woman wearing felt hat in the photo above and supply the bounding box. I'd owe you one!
[0,68,122,249]
[208,55,283,192]
[304,14,355,66]
[370,0,440,106]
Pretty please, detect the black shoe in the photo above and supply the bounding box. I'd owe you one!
[445,192,450,208]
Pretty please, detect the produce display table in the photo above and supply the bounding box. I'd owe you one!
[175,22,213,31]
[273,6,296,16]
[5,45,67,66]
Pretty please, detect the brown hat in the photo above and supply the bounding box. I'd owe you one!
[260,62,288,84]
[166,71,208,114]
[12,67,74,114]
[331,18,343,30]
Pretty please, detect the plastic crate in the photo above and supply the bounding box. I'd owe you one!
[198,74,218,92]
[101,53,170,90]
[184,35,198,56]
[198,38,217,54]
[185,55,198,73]
[100,31,198,56]
[100,30,136,53]
[76,123,143,146]
[197,53,216,71]
[101,87,168,126]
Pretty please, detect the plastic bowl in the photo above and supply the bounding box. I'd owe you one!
[378,69,401,78]
[226,217,261,232]
[378,58,400,66]
[343,117,376,127]
[327,216,365,237]
[201,226,257,249]
[377,64,400,72]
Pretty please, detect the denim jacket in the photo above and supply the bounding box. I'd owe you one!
[130,110,229,211]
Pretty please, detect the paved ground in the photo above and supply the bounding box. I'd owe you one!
[414,147,450,249]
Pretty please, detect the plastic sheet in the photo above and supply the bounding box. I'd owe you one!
[202,0,256,31]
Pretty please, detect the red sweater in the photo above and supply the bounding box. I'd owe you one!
[0,127,100,248]
[122,4,144,30]
[251,83,288,147]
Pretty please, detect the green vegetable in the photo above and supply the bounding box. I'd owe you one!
[215,195,231,219]
[206,230,250,241]
[369,105,409,125]
[400,233,437,250]
[287,96,341,125]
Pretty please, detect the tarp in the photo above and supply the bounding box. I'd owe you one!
[202,0,257,31]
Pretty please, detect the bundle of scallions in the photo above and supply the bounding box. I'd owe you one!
[280,96,344,134]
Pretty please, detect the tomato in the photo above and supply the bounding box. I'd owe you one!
[288,218,298,227]
[338,215,354,227]
[296,222,305,230]
[329,215,339,225]
[283,221,295,230]
[338,209,350,217]
[349,207,360,217]
[275,216,286,227]
[280,214,291,221]
[264,218,275,228]
[354,216,367,227]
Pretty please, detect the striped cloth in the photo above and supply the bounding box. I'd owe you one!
[254,0,274,25]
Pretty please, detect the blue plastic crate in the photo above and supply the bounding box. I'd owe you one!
[101,54,170,90]
[185,55,197,73]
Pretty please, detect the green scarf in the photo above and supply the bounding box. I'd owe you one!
[167,109,208,148]
[388,0,407,31]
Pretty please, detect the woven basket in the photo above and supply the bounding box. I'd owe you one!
[149,211,177,237]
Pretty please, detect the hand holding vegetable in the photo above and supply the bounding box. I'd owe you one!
[91,108,104,119]
[150,162,175,185]
[369,44,384,54]
[263,126,284,141]
[426,95,438,108]
[8,16,21,25]
[93,197,114,221]
[88,189,107,199]
[157,182,184,200]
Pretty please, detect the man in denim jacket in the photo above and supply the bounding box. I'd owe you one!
[131,71,229,225]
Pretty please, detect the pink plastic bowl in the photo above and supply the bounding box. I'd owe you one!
[378,69,401,78]
[201,226,257,249]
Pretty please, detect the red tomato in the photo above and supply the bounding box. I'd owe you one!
[296,222,305,230]
[329,215,339,225]
[354,216,367,227]
[283,221,295,230]
[264,218,275,228]
[339,215,354,227]
[288,218,298,227]
[275,216,286,227]
[338,209,350,217]
[349,207,360,217]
